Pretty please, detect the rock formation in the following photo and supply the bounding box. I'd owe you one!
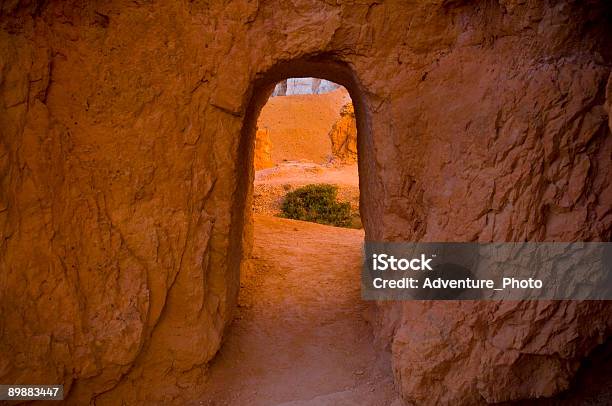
[273,79,288,96]
[0,1,611,405]
[272,77,340,96]
[254,128,274,170]
[257,88,350,164]
[329,103,358,163]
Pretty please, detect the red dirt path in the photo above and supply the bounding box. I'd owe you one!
[195,215,398,405]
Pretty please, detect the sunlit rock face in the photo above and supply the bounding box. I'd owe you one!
[0,1,611,404]
[254,128,273,170]
[329,103,357,163]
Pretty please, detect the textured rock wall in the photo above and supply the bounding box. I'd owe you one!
[329,102,358,163]
[254,128,273,170]
[256,87,350,164]
[1,0,611,404]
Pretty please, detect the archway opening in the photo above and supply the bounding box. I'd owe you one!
[227,59,380,268]
[253,77,361,228]
[201,61,396,404]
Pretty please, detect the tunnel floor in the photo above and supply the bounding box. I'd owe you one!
[194,214,398,405]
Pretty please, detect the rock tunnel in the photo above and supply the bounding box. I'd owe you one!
[1,1,611,404]
[234,58,377,256]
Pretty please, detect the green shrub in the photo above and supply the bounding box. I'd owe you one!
[280,184,353,227]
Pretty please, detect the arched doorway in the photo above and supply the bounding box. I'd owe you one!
[201,58,396,405]
[227,59,380,297]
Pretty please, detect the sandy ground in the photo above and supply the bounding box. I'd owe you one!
[258,88,351,164]
[194,215,398,406]
[253,162,360,217]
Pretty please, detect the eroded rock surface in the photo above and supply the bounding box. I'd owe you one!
[1,1,611,404]
[254,128,273,170]
[329,102,358,163]
[257,88,350,165]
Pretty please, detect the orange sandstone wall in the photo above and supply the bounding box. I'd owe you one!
[0,1,611,404]
[254,128,273,170]
[257,88,350,164]
[329,102,357,163]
